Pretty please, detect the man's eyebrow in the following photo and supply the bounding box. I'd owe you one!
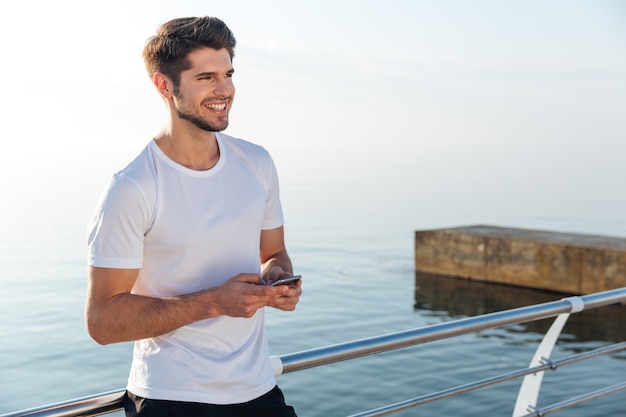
[194,68,235,78]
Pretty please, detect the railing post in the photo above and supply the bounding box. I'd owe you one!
[512,296,585,416]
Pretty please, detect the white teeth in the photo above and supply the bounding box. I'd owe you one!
[207,103,226,110]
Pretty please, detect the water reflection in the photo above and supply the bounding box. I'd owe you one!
[414,272,626,344]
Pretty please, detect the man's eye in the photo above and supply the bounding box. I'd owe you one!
[225,73,233,78]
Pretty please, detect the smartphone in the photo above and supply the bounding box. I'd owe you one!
[270,275,302,286]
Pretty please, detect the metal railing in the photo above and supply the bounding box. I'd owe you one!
[2,287,625,417]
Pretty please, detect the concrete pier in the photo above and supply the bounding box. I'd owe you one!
[414,225,626,294]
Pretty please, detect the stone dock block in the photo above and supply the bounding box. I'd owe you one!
[414,225,626,294]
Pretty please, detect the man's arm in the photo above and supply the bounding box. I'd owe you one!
[86,226,299,345]
[86,267,207,344]
[260,226,293,282]
[260,226,301,311]
[85,267,286,345]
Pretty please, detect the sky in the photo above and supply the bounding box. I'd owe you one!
[1,0,625,234]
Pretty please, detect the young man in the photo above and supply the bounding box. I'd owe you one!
[85,16,301,417]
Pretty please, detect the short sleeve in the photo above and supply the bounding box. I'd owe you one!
[87,173,151,268]
[261,155,284,230]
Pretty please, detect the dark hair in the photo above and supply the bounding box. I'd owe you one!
[143,16,236,87]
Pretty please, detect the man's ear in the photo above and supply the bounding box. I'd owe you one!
[153,72,174,99]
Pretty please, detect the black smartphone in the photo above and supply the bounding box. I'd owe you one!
[270,275,302,286]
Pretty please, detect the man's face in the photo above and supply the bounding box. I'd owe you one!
[172,48,235,132]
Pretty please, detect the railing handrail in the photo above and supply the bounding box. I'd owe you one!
[274,289,625,374]
[2,287,625,417]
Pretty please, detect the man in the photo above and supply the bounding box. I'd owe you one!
[85,16,301,417]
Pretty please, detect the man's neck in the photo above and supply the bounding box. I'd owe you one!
[154,126,221,171]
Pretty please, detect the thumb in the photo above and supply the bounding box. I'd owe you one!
[236,273,262,285]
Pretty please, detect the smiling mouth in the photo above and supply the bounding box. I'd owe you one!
[206,103,227,111]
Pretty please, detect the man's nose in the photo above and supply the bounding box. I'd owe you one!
[214,77,234,98]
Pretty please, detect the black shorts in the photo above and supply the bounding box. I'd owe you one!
[124,385,297,417]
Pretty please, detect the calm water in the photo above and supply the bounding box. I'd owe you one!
[1,152,625,416]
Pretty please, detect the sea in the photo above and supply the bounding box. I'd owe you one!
[1,144,625,417]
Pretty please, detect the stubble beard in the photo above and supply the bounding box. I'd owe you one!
[174,92,230,132]
[176,106,229,132]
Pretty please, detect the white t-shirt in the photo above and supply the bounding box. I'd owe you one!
[87,133,284,404]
